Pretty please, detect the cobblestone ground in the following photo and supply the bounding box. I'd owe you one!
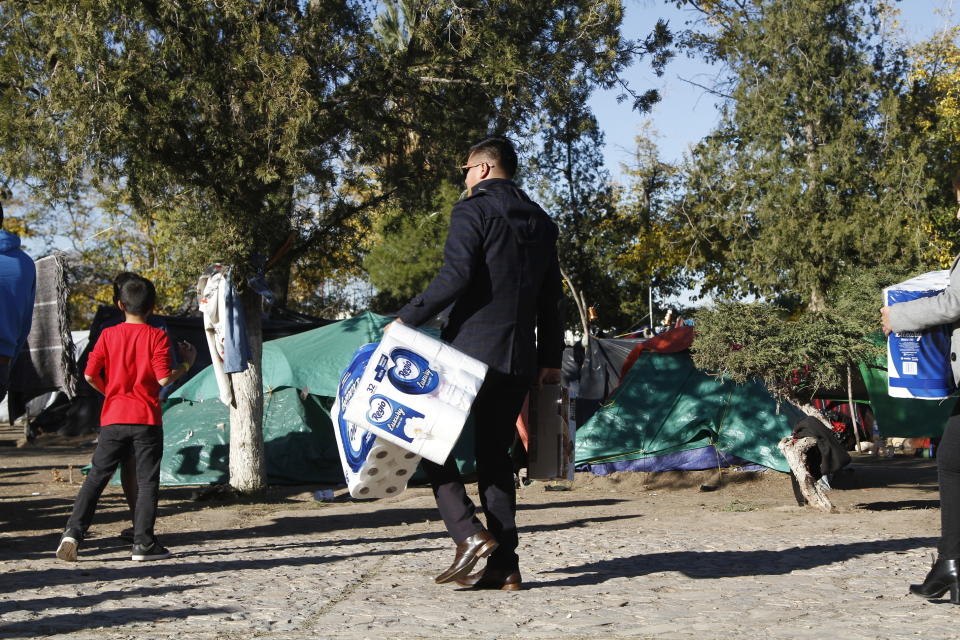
[0,437,954,640]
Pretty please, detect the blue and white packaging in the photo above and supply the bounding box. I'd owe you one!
[342,322,488,465]
[332,343,422,499]
[885,270,956,399]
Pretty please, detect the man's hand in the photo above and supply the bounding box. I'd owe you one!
[880,306,893,336]
[536,367,562,389]
[177,340,197,366]
[384,317,405,334]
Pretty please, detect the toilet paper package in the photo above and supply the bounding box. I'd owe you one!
[342,322,488,465]
[885,270,956,399]
[332,343,422,499]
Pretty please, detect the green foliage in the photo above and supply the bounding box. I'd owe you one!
[364,181,461,308]
[1,0,665,320]
[529,119,681,334]
[905,24,960,267]
[692,266,914,399]
[673,0,942,309]
[607,129,690,322]
[692,301,871,399]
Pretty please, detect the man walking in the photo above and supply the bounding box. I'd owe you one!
[0,198,36,404]
[396,136,563,590]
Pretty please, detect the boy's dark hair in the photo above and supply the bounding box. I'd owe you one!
[117,274,156,316]
[112,272,139,304]
[468,136,518,178]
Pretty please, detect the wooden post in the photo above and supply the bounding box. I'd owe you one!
[847,365,861,451]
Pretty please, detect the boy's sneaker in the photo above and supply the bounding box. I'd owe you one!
[56,532,80,562]
[131,540,171,561]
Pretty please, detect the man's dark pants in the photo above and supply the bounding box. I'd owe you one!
[422,369,530,571]
[65,424,164,547]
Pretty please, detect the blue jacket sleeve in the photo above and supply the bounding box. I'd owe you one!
[397,203,483,327]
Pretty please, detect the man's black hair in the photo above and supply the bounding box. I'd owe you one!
[118,275,156,316]
[468,136,518,178]
[112,272,139,304]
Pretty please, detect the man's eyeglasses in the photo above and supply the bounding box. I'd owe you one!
[460,162,494,180]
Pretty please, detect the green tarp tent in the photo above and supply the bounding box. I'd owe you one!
[575,351,806,472]
[161,387,342,485]
[848,332,954,439]
[172,311,392,403]
[159,312,475,486]
[859,370,955,440]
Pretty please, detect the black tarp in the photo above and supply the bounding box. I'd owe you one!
[562,336,645,428]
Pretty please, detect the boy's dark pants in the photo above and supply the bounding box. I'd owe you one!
[65,424,164,546]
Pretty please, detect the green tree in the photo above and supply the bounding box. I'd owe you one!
[2,0,659,491]
[906,23,960,267]
[606,128,689,327]
[364,181,461,313]
[673,0,940,310]
[529,114,681,336]
[691,267,911,402]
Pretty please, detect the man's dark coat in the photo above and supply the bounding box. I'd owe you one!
[398,178,563,379]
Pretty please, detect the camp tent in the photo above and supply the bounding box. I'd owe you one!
[160,312,475,486]
[575,350,806,474]
[160,312,393,485]
[859,367,956,439]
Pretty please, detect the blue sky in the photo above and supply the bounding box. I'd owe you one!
[592,0,958,180]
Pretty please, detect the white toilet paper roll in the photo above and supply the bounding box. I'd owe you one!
[401,403,469,464]
[350,480,374,498]
[368,444,393,461]
[359,464,381,480]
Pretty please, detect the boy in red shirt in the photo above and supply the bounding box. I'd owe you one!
[57,274,196,562]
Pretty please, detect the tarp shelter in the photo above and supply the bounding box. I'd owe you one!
[562,336,643,428]
[160,312,476,486]
[28,305,329,437]
[575,350,806,474]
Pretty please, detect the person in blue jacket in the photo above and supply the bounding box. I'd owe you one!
[0,200,37,403]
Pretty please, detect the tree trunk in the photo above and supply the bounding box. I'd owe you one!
[228,288,267,494]
[559,264,589,345]
[808,285,827,312]
[778,436,835,512]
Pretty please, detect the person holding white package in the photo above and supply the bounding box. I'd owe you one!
[882,175,960,604]
[395,136,563,591]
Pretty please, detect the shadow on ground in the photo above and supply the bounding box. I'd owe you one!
[536,535,937,588]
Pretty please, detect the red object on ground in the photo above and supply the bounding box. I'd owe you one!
[619,325,695,380]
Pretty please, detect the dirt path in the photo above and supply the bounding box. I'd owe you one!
[0,426,951,640]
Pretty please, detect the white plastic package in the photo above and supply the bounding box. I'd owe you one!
[332,343,421,499]
[885,270,955,399]
[341,322,488,465]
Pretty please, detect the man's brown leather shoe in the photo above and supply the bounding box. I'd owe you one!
[434,530,499,584]
[455,567,523,591]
